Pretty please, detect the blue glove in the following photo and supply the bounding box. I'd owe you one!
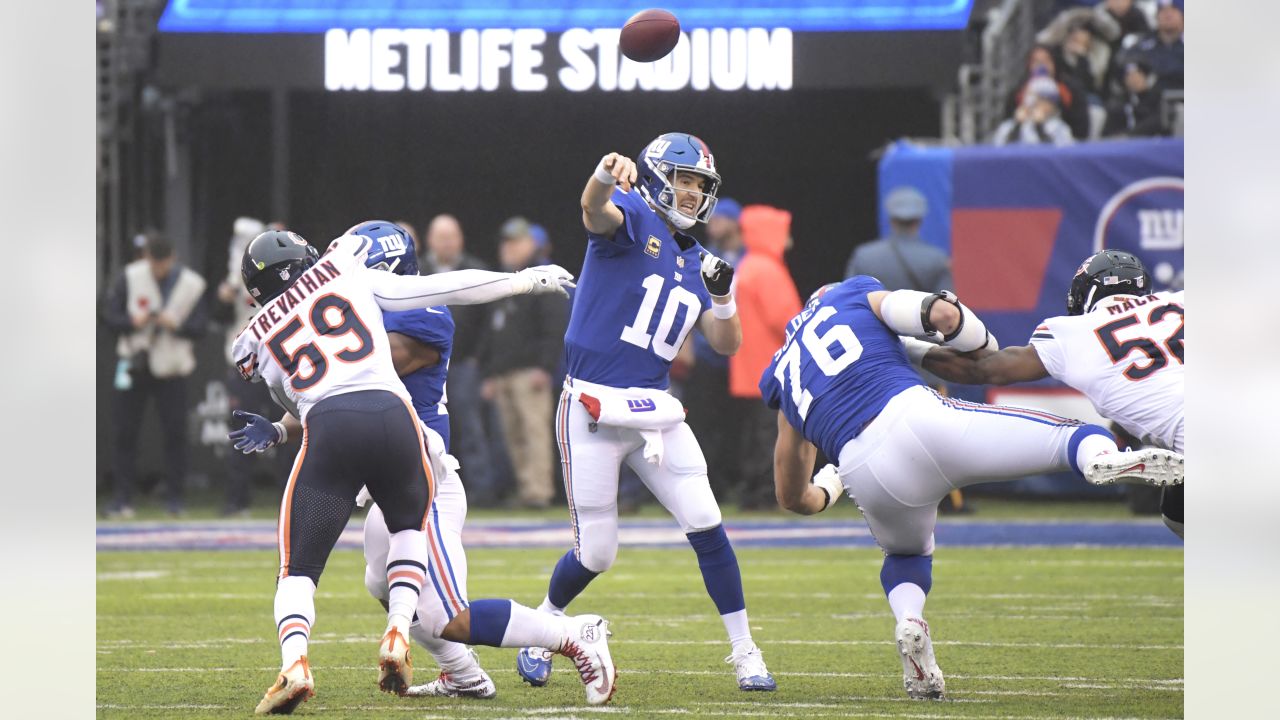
[228,410,285,454]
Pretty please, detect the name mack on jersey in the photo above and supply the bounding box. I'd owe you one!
[246,258,343,341]
[1103,293,1161,315]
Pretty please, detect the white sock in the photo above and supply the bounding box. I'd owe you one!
[537,596,565,615]
[274,575,316,670]
[386,529,428,633]
[721,610,754,654]
[887,582,927,622]
[501,602,571,650]
[1075,433,1120,471]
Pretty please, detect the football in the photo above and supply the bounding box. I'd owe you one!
[620,8,681,62]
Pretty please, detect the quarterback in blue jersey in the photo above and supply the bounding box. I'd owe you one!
[760,277,1184,701]
[230,221,498,700]
[517,133,776,691]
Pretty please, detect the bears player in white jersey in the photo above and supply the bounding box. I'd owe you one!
[516,133,776,691]
[916,251,1185,537]
[230,230,618,713]
[229,221,498,700]
[759,276,1184,700]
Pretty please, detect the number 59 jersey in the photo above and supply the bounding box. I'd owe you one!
[759,276,923,461]
[1030,290,1184,451]
[231,236,407,421]
[564,187,713,390]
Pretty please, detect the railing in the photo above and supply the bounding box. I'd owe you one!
[944,0,1039,144]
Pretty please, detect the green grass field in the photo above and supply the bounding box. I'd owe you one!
[97,543,1183,719]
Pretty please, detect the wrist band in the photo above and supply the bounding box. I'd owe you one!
[592,159,615,186]
[711,298,736,320]
[273,422,288,445]
[818,486,832,510]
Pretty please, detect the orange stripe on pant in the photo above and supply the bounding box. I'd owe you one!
[427,524,464,615]
[278,621,309,640]
[277,423,309,579]
[401,398,437,531]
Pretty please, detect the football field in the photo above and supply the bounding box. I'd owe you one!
[97,513,1182,719]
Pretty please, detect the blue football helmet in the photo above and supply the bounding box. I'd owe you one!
[344,219,419,275]
[635,132,721,230]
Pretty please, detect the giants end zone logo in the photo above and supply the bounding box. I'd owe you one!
[1093,176,1184,290]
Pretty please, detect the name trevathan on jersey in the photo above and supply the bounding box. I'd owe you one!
[246,258,342,341]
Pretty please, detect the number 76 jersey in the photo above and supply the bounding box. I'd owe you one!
[1030,290,1184,451]
[231,236,407,421]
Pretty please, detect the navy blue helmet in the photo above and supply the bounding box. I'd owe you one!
[241,230,319,304]
[1066,250,1151,315]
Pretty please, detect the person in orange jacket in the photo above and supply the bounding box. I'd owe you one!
[729,204,802,509]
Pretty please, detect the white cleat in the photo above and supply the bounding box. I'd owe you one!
[725,643,778,691]
[377,626,413,696]
[405,670,497,699]
[557,614,617,706]
[895,617,945,700]
[254,657,315,715]
[1085,448,1184,488]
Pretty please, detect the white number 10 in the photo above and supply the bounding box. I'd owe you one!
[773,305,863,420]
[620,274,702,361]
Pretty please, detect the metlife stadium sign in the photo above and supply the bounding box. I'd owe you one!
[154,1,975,93]
[322,28,792,93]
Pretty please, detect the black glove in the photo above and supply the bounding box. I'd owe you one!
[700,252,734,297]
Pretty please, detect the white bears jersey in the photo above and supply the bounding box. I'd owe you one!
[1029,290,1184,451]
[232,235,408,421]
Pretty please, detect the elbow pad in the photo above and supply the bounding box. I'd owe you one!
[949,303,997,352]
[880,289,997,352]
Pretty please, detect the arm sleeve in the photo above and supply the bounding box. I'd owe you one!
[368,267,521,311]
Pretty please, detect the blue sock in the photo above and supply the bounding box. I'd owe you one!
[687,525,746,615]
[547,549,599,610]
[880,554,933,595]
[1067,424,1113,475]
[466,599,513,647]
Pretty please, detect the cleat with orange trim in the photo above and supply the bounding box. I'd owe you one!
[378,626,413,695]
[1085,447,1183,487]
[557,614,616,706]
[254,657,314,715]
[895,617,945,700]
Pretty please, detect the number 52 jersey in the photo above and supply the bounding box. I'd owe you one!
[1030,290,1184,451]
[231,236,408,421]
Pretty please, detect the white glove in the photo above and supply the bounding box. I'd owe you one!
[812,463,844,511]
[513,264,576,298]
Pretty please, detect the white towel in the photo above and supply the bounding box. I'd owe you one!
[568,380,686,465]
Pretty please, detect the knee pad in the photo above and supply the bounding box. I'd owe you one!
[681,501,723,534]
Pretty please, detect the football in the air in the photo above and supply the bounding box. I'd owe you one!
[620,9,681,63]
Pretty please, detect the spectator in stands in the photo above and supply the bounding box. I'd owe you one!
[729,205,802,509]
[1005,45,1091,140]
[478,217,570,508]
[1039,11,1110,101]
[1119,0,1183,91]
[104,231,208,517]
[993,74,1077,147]
[419,213,501,503]
[530,222,553,265]
[683,198,745,500]
[213,216,277,516]
[845,186,953,292]
[1104,59,1167,137]
[1097,0,1152,55]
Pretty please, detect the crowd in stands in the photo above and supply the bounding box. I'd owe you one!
[993,0,1183,145]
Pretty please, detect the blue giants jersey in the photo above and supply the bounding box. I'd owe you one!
[759,276,924,461]
[384,306,454,451]
[564,188,713,389]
